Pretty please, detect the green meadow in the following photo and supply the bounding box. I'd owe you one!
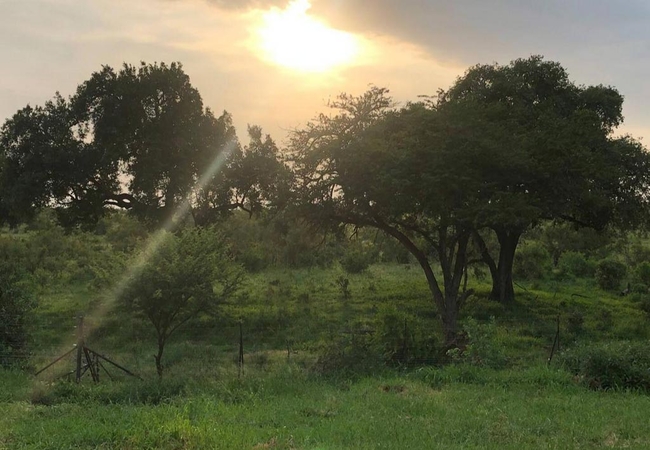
[3,241,650,449]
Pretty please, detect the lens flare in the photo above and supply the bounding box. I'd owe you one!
[36,139,238,380]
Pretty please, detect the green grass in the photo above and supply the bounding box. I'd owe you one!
[4,365,650,449]
[5,261,650,448]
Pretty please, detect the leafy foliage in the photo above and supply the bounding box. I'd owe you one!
[0,260,34,368]
[312,332,383,378]
[448,318,508,369]
[557,251,596,278]
[438,56,650,303]
[0,63,288,229]
[559,341,650,391]
[633,261,650,286]
[372,304,439,367]
[122,226,243,377]
[340,244,374,274]
[291,87,475,344]
[513,242,552,280]
[595,259,627,291]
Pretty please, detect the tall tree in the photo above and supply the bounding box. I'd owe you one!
[291,88,478,345]
[193,125,292,226]
[0,62,287,229]
[436,56,650,303]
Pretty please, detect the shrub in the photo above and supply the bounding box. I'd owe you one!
[0,260,35,368]
[312,333,383,378]
[514,242,551,280]
[638,297,650,317]
[634,262,650,286]
[595,259,627,291]
[121,227,244,378]
[558,341,650,391]
[97,212,148,252]
[372,305,438,367]
[623,238,650,267]
[340,248,372,274]
[566,310,585,336]
[630,283,649,294]
[449,318,508,369]
[238,244,270,273]
[378,236,411,264]
[558,252,596,278]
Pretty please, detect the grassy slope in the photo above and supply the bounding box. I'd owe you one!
[2,263,650,449]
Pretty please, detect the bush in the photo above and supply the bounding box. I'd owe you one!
[637,297,650,317]
[558,252,596,278]
[514,242,551,280]
[630,283,649,294]
[0,257,35,368]
[558,341,650,391]
[340,248,372,274]
[312,333,383,378]
[623,238,650,267]
[97,212,148,253]
[372,305,438,367]
[634,262,650,286]
[566,310,585,336]
[238,244,270,273]
[448,318,508,369]
[595,259,627,291]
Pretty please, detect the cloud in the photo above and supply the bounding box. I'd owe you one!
[159,0,286,11]
[0,0,647,143]
[310,0,650,64]
[307,0,650,140]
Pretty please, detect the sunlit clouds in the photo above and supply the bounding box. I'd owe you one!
[0,0,646,142]
[252,0,360,73]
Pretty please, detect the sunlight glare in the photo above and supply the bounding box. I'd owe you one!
[256,0,359,73]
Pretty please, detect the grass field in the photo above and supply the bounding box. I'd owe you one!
[3,263,650,449]
[4,365,650,449]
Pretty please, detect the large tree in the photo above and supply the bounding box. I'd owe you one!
[0,62,287,228]
[436,56,650,303]
[290,88,480,345]
[193,125,291,226]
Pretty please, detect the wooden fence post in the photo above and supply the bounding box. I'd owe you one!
[238,322,244,378]
[75,316,84,383]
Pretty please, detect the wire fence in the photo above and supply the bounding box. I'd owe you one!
[2,306,572,384]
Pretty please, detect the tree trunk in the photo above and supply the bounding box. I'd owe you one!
[489,229,521,304]
[442,299,459,346]
[154,336,165,379]
[356,219,474,349]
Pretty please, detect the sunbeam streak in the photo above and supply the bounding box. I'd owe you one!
[37,139,239,380]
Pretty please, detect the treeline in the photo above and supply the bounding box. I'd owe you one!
[1,56,650,356]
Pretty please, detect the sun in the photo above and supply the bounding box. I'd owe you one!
[255,0,360,73]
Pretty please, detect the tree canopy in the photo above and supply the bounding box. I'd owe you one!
[0,62,287,229]
[290,57,650,343]
[122,227,243,377]
[290,87,478,344]
[435,56,650,302]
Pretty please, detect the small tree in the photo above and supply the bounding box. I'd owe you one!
[123,227,243,377]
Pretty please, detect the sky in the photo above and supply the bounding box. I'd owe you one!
[1,0,649,145]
